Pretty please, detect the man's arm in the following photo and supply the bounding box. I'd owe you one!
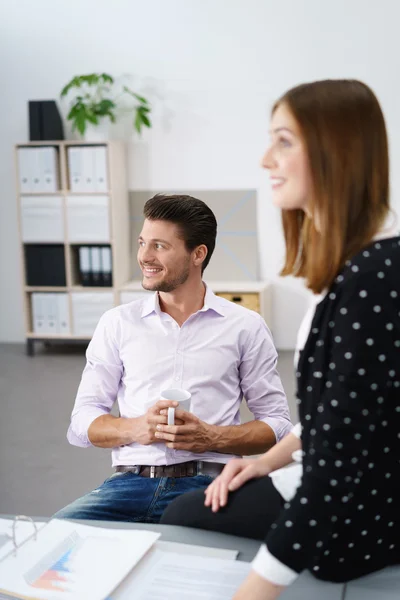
[88,401,180,448]
[238,315,292,445]
[210,420,276,455]
[156,315,292,455]
[67,310,123,448]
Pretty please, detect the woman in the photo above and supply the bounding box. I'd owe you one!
[161,79,400,599]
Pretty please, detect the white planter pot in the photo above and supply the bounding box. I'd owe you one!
[81,121,110,142]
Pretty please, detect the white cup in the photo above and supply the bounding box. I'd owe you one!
[160,388,192,425]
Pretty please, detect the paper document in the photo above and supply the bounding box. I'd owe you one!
[113,550,251,600]
[0,518,47,562]
[0,519,159,600]
[156,540,238,560]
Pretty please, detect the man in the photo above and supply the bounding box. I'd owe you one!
[55,194,292,522]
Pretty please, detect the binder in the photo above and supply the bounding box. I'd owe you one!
[56,293,70,335]
[93,146,108,192]
[100,246,112,286]
[90,246,102,286]
[66,195,110,243]
[43,293,57,334]
[71,292,114,336]
[20,196,64,243]
[31,293,45,334]
[0,516,159,600]
[24,245,66,287]
[17,148,33,193]
[38,147,58,192]
[79,246,92,286]
[17,147,59,194]
[68,146,84,192]
[82,146,95,191]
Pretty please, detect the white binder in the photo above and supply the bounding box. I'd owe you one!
[93,146,108,192]
[71,292,114,336]
[43,293,57,334]
[17,148,34,193]
[20,196,64,243]
[66,195,110,243]
[56,293,70,335]
[38,147,58,193]
[68,146,84,192]
[31,293,45,334]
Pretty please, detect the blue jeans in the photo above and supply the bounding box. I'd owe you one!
[53,471,213,523]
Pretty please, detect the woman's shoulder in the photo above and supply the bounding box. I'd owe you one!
[333,236,400,294]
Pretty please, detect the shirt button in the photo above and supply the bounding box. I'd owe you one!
[175,376,179,381]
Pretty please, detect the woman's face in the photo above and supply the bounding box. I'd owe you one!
[261,103,312,212]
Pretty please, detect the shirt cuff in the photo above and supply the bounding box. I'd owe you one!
[251,544,299,586]
[67,408,108,447]
[291,422,302,439]
[261,416,293,443]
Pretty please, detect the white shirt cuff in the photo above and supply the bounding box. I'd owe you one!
[291,422,302,439]
[251,544,299,586]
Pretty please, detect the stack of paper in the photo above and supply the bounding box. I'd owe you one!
[0,519,159,600]
[112,544,251,600]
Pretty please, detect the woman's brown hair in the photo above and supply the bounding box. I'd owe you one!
[276,79,390,293]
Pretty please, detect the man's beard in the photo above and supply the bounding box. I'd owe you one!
[142,262,190,293]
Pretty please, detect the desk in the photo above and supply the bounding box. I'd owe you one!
[1,516,398,599]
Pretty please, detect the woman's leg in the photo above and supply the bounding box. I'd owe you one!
[161,475,283,540]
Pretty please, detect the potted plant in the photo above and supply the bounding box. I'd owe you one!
[60,73,151,139]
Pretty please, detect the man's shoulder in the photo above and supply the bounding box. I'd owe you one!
[102,296,152,323]
[215,295,264,325]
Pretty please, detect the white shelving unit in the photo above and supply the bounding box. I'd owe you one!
[15,141,130,355]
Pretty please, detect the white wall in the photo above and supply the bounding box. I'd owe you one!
[1,0,399,347]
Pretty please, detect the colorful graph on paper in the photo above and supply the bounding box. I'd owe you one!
[23,532,115,593]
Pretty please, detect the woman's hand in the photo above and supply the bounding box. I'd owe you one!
[204,456,272,512]
[233,571,285,600]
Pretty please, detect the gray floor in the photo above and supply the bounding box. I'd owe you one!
[0,343,297,517]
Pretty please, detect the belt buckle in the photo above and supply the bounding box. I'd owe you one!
[150,466,156,478]
[196,461,203,476]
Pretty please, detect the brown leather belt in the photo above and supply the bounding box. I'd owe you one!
[115,460,225,479]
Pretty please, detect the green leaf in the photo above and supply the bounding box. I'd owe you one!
[140,113,151,127]
[101,73,114,84]
[123,86,149,105]
[134,111,143,134]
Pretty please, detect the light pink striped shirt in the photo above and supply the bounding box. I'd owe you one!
[67,284,292,466]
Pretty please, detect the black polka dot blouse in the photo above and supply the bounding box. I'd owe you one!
[265,236,400,582]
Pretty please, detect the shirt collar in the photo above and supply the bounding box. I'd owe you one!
[140,283,226,319]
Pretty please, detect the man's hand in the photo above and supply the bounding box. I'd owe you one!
[155,409,217,453]
[131,400,184,446]
[205,456,272,512]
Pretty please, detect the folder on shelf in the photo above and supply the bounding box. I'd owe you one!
[71,292,114,336]
[90,246,102,286]
[20,196,64,243]
[79,246,92,286]
[43,293,57,334]
[31,293,46,334]
[0,516,159,600]
[25,245,66,287]
[100,246,112,286]
[56,293,70,335]
[36,147,58,193]
[17,147,58,194]
[68,146,84,192]
[17,148,34,194]
[66,195,110,243]
[93,146,108,192]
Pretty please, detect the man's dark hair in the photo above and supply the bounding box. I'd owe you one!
[143,194,217,273]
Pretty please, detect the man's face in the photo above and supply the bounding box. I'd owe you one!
[137,219,192,292]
